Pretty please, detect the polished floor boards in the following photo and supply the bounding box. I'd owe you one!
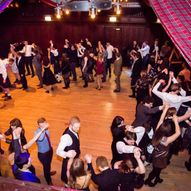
[0,68,190,191]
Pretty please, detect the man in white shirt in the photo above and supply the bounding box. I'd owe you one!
[21,41,35,77]
[152,79,191,111]
[77,43,85,76]
[106,42,114,78]
[138,41,150,70]
[56,116,81,184]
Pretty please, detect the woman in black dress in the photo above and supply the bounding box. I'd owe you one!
[42,56,57,93]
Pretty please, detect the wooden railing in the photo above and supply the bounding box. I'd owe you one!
[0,177,79,191]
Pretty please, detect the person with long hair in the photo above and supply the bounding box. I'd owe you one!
[6,122,48,183]
[42,56,57,94]
[68,158,91,190]
[82,50,89,88]
[110,116,126,140]
[118,148,145,191]
[4,118,27,153]
[145,105,181,187]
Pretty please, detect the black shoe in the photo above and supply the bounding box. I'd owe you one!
[62,87,69,89]
[83,84,88,88]
[4,96,12,101]
[129,95,136,98]
[155,178,163,183]
[14,79,20,84]
[185,161,191,171]
[114,89,120,93]
[144,179,156,187]
[1,94,7,98]
[45,90,50,93]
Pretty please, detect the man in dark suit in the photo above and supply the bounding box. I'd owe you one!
[129,51,142,98]
[85,155,120,191]
[17,52,28,90]
[113,51,123,93]
[131,96,163,127]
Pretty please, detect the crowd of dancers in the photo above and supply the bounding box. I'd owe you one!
[0,37,191,191]
[0,38,123,101]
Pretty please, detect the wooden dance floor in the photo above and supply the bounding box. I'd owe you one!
[0,68,190,191]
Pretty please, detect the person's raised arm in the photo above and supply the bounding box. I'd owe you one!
[23,126,48,150]
[162,72,173,92]
[82,56,88,73]
[10,46,19,58]
[166,115,181,145]
[134,148,145,174]
[152,79,166,99]
[156,104,169,131]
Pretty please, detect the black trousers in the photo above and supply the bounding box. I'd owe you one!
[25,56,35,76]
[61,158,69,183]
[106,58,112,77]
[20,73,28,89]
[38,148,53,184]
[63,73,70,88]
[53,57,61,75]
[69,62,77,80]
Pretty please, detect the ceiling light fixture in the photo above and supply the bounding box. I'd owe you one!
[89,7,97,19]
[55,5,61,19]
[115,0,121,15]
[65,9,70,15]
[44,15,52,22]
[109,16,117,22]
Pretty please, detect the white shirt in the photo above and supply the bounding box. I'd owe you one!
[0,59,8,80]
[56,127,78,159]
[116,126,145,154]
[77,46,85,58]
[50,49,59,57]
[152,82,191,111]
[116,141,135,154]
[138,45,150,58]
[21,45,33,57]
[106,45,114,59]
[134,126,145,145]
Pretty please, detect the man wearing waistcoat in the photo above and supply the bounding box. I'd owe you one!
[56,116,81,184]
